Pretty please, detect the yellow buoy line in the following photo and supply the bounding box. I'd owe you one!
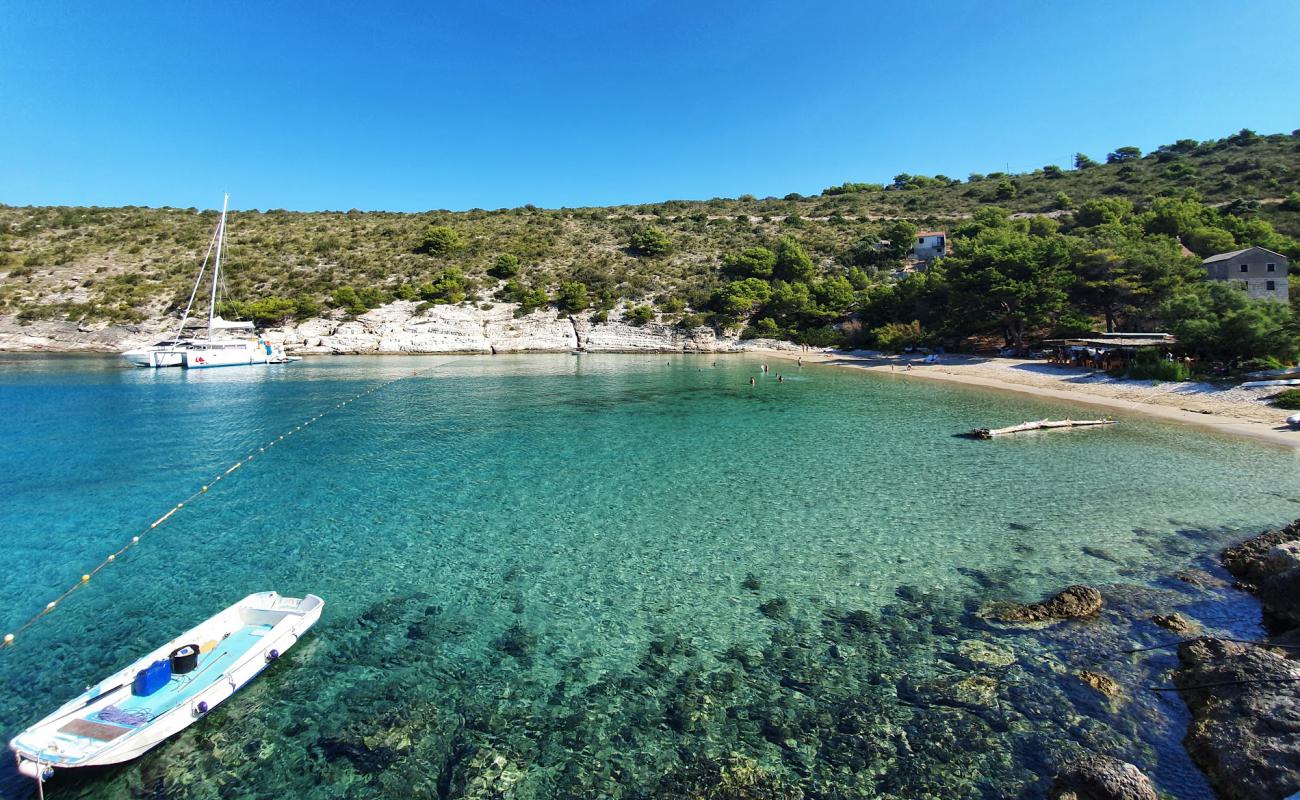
[0,366,435,652]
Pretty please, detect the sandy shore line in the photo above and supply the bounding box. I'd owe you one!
[762,350,1300,451]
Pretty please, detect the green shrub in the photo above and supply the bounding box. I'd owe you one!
[416,226,464,256]
[627,305,655,325]
[1271,389,1300,409]
[743,317,781,339]
[871,320,925,352]
[1240,356,1285,372]
[489,253,520,279]
[793,325,844,348]
[629,227,672,257]
[658,296,685,313]
[1124,358,1192,382]
[556,281,589,313]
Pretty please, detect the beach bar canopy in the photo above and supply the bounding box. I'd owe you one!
[1042,332,1175,348]
[1042,333,1177,369]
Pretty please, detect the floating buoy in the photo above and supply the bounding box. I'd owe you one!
[2,365,438,655]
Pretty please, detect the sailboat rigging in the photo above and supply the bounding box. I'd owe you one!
[122,194,297,369]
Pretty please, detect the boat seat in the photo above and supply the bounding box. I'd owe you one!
[58,718,131,741]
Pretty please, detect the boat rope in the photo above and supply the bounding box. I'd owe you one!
[0,365,437,653]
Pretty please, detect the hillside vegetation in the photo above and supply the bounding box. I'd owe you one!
[2,127,1298,362]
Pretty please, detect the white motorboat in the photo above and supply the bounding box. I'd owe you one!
[121,194,298,369]
[9,592,322,787]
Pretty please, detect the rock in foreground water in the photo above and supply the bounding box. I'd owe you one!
[998,585,1103,623]
[1048,754,1157,800]
[1221,519,1300,587]
[1174,637,1300,800]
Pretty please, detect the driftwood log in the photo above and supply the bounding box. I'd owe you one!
[970,418,1117,439]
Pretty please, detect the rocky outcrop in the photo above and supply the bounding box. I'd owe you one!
[1174,637,1300,800]
[1221,519,1300,588]
[1221,519,1300,631]
[573,317,800,353]
[1048,755,1157,800]
[0,316,172,353]
[0,303,808,355]
[997,585,1104,623]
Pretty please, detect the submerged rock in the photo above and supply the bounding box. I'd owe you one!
[1077,671,1122,699]
[1150,612,1198,634]
[450,747,525,800]
[954,639,1016,669]
[1172,568,1228,590]
[758,598,790,620]
[997,585,1104,623]
[1048,754,1157,800]
[1174,637,1300,800]
[653,753,804,800]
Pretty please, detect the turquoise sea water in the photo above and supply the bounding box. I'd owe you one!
[0,354,1297,799]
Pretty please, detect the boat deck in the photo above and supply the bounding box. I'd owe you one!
[107,623,273,721]
[31,623,274,759]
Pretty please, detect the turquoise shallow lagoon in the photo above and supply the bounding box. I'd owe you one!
[0,354,1297,799]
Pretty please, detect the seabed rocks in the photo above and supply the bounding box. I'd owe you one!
[993,585,1105,624]
[20,522,1300,799]
[1048,754,1157,800]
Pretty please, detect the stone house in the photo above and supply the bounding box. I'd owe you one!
[1201,246,1289,302]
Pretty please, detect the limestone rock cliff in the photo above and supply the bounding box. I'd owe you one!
[0,302,806,355]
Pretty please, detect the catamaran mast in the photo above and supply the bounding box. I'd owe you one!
[171,219,221,345]
[207,193,229,339]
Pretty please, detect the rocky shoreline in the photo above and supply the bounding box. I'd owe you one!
[1172,519,1300,800]
[1010,519,1300,800]
[0,302,805,355]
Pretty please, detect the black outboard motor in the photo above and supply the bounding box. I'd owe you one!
[170,644,200,674]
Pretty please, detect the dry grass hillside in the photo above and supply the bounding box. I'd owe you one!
[1,128,1298,327]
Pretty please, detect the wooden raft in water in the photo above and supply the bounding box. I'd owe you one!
[969,418,1116,439]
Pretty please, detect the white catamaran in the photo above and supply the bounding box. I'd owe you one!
[122,194,297,369]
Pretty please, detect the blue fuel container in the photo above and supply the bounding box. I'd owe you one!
[132,659,172,696]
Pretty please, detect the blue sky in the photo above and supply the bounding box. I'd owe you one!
[2,1,1297,212]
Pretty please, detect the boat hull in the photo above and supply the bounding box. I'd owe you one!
[122,339,293,369]
[122,349,185,368]
[10,592,323,776]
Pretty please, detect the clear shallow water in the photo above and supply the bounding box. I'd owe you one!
[0,354,1296,799]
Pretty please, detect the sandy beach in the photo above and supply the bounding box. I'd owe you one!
[767,350,1300,450]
